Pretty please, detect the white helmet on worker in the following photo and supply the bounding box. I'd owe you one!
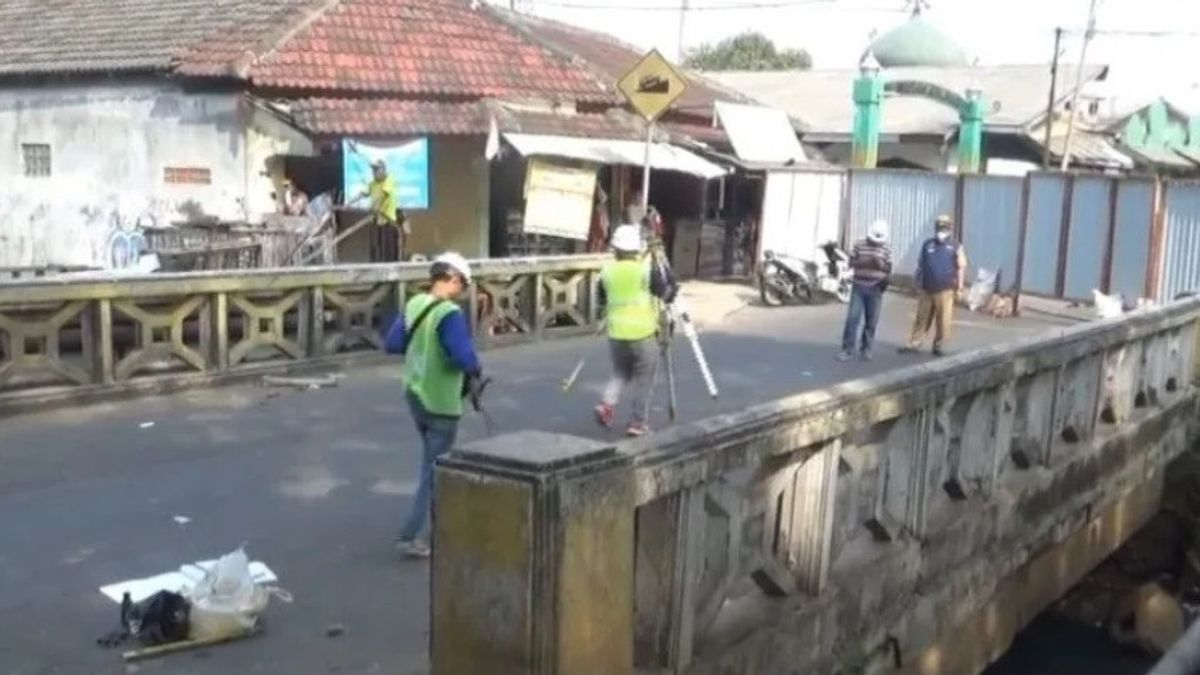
[610,224,643,253]
[868,219,889,244]
[431,251,472,284]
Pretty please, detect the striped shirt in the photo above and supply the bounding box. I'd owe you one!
[850,239,892,284]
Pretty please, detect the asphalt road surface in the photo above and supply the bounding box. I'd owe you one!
[0,293,1074,675]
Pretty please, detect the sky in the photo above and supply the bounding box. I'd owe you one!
[503,0,1200,112]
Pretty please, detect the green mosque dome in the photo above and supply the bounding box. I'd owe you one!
[868,9,969,68]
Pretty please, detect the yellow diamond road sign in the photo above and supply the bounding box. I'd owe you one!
[617,49,688,123]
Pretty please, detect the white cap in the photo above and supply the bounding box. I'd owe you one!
[432,251,472,284]
[610,224,643,253]
[868,219,889,243]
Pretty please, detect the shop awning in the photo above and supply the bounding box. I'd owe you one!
[503,133,729,180]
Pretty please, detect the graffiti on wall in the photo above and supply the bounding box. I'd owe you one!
[81,200,163,270]
[105,214,154,269]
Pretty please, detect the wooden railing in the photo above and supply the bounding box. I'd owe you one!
[0,255,607,408]
[432,297,1200,675]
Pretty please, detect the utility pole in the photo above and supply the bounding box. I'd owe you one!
[1059,0,1099,171]
[1041,27,1063,169]
[677,0,688,62]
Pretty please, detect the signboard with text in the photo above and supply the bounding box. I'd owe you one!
[522,159,597,241]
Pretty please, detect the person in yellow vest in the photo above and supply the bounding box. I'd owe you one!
[383,252,484,559]
[595,224,677,437]
[357,159,408,258]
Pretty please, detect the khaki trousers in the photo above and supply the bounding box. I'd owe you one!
[908,290,956,349]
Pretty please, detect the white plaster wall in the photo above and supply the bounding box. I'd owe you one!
[0,81,310,269]
[245,103,315,222]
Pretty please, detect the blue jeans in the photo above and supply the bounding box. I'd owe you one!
[841,282,884,354]
[398,390,459,541]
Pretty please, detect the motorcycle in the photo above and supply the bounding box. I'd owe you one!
[759,242,853,306]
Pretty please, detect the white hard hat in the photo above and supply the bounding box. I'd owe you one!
[432,251,472,284]
[610,224,643,253]
[868,219,889,243]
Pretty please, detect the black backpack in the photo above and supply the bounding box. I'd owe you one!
[97,591,191,648]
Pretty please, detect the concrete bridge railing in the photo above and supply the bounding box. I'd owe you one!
[433,298,1200,675]
[0,255,607,411]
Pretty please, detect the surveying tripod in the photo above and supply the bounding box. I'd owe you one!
[645,237,719,423]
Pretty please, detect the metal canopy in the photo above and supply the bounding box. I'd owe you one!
[502,133,729,180]
[714,101,807,165]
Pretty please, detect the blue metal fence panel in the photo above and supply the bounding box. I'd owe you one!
[1063,176,1112,300]
[849,170,956,276]
[961,175,1023,290]
[1160,181,1200,301]
[1021,174,1067,296]
[1108,180,1155,302]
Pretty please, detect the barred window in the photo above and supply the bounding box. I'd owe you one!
[22,144,51,177]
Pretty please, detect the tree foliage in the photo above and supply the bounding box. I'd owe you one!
[684,32,812,72]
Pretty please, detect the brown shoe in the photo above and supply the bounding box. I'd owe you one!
[897,345,919,354]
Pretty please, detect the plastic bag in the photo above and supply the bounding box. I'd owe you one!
[185,547,269,640]
[1094,289,1124,319]
[967,268,998,312]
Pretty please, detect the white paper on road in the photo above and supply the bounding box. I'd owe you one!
[100,559,278,603]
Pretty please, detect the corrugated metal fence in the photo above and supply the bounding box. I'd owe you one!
[1109,179,1156,302]
[1160,181,1200,301]
[847,170,956,274]
[961,175,1023,290]
[754,168,1200,303]
[834,169,1179,303]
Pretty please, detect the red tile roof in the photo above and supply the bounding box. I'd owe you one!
[236,0,615,103]
[291,98,489,135]
[0,0,615,106]
[493,10,750,119]
[492,106,646,140]
[0,0,307,76]
[289,98,649,138]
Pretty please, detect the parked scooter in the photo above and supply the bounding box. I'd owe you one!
[759,242,853,306]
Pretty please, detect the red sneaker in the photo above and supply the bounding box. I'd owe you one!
[594,404,615,428]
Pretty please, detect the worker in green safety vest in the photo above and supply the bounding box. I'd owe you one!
[383,252,484,559]
[595,224,677,437]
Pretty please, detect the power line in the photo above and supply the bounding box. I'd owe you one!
[527,0,903,11]
[1059,27,1200,38]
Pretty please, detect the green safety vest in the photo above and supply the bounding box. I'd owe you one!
[602,259,658,341]
[404,294,466,417]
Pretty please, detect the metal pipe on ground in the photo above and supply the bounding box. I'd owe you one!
[1146,618,1200,675]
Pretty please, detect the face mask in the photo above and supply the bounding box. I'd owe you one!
[935,231,950,242]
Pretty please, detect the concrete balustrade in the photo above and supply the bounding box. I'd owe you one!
[0,255,607,411]
[433,298,1200,675]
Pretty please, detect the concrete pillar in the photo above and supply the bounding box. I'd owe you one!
[432,430,635,675]
[851,57,883,169]
[957,88,985,174]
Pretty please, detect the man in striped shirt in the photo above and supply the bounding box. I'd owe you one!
[838,220,893,361]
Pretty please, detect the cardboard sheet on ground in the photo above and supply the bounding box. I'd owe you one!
[100,559,278,604]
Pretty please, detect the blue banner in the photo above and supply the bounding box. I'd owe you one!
[342,138,430,209]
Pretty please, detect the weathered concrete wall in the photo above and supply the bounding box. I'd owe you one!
[433,297,1200,675]
[407,135,489,259]
[0,80,312,269]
